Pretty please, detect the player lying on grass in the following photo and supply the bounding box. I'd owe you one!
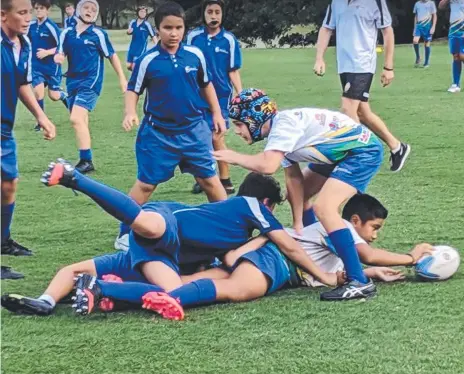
[213,88,384,302]
[1,194,433,320]
[0,162,338,316]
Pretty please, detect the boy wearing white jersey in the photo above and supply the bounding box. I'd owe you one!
[314,0,410,172]
[413,0,437,67]
[214,88,383,301]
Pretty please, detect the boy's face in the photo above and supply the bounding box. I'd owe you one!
[1,0,33,35]
[34,4,48,20]
[80,1,97,23]
[351,216,385,244]
[233,121,253,144]
[158,15,184,49]
[65,5,74,16]
[138,8,147,19]
[204,4,222,29]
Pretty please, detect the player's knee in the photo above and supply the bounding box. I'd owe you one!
[1,179,18,200]
[70,112,85,127]
[227,286,254,302]
[459,53,464,62]
[48,91,60,101]
[133,211,165,239]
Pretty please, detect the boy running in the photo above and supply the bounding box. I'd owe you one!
[412,0,437,68]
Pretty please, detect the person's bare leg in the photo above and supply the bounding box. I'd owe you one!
[195,175,227,202]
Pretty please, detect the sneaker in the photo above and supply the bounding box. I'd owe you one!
[75,159,95,174]
[1,294,53,315]
[320,279,377,301]
[390,143,411,172]
[1,239,33,256]
[423,64,430,69]
[34,124,42,132]
[191,182,203,194]
[414,59,421,67]
[114,233,129,251]
[1,266,24,280]
[447,84,461,93]
[41,159,77,188]
[72,274,102,316]
[142,292,184,320]
[221,180,235,195]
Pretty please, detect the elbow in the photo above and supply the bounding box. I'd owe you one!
[261,164,279,175]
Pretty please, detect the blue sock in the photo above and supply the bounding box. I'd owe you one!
[424,46,431,65]
[413,44,420,62]
[59,91,68,108]
[1,203,15,244]
[328,228,368,284]
[73,173,141,225]
[79,149,92,161]
[302,208,318,227]
[119,222,130,237]
[38,98,44,111]
[98,280,163,304]
[169,279,217,307]
[453,60,462,86]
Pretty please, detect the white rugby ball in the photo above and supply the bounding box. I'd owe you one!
[415,245,461,281]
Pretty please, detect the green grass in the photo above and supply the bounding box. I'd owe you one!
[2,45,464,374]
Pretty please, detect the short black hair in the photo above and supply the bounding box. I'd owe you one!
[154,1,185,29]
[342,194,388,223]
[236,173,284,206]
[65,3,75,8]
[33,0,52,9]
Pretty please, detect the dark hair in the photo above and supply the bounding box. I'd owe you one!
[154,1,185,29]
[33,0,52,9]
[65,3,75,8]
[1,0,14,11]
[237,173,284,206]
[342,194,388,223]
[202,0,225,23]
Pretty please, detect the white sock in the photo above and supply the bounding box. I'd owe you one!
[391,143,401,154]
[38,294,56,308]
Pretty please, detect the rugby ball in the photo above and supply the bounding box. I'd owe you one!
[415,245,460,281]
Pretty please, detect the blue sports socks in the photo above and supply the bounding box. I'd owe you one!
[98,280,163,304]
[452,60,462,86]
[302,208,318,227]
[169,279,217,307]
[1,202,15,243]
[424,45,431,66]
[413,43,420,62]
[328,228,368,284]
[73,172,141,225]
[79,149,92,162]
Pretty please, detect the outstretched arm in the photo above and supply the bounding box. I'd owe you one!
[214,150,285,175]
[356,242,434,266]
[109,54,127,93]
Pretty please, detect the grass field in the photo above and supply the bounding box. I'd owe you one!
[2,45,464,374]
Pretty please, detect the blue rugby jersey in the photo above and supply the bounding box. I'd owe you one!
[28,18,61,75]
[128,19,156,58]
[1,30,32,137]
[186,26,241,117]
[57,25,115,95]
[127,43,212,130]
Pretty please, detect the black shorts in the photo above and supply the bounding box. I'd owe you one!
[340,73,374,102]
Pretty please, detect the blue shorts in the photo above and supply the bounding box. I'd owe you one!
[128,202,181,273]
[67,88,99,112]
[414,25,433,42]
[449,36,464,54]
[204,110,230,131]
[127,47,144,64]
[308,137,383,193]
[32,69,62,91]
[94,251,147,282]
[136,119,217,185]
[1,137,18,181]
[236,242,290,294]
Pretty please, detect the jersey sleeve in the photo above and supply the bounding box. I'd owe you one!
[264,113,304,155]
[242,197,283,234]
[127,55,150,95]
[129,19,136,29]
[46,21,61,47]
[95,29,115,58]
[226,33,242,71]
[57,28,70,54]
[413,2,418,14]
[21,36,33,85]
[374,0,393,29]
[323,2,336,30]
[146,22,156,37]
[430,2,437,14]
[196,49,211,88]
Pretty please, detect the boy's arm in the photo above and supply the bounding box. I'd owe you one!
[413,15,417,36]
[223,236,270,268]
[356,242,434,266]
[122,91,140,131]
[201,83,226,134]
[228,69,243,94]
[431,12,437,34]
[284,164,305,234]
[267,229,338,286]
[109,54,127,93]
[214,150,285,174]
[364,267,405,282]
[381,26,395,87]
[19,85,56,140]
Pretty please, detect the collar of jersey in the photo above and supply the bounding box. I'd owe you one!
[203,25,225,39]
[0,29,28,49]
[74,24,95,35]
[155,42,187,58]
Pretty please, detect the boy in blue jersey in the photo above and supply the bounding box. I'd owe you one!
[28,0,68,131]
[64,3,77,29]
[187,0,243,195]
[126,6,157,71]
[1,0,56,280]
[117,2,229,249]
[439,0,464,93]
[413,0,437,68]
[214,88,385,302]
[0,163,337,316]
[54,0,127,173]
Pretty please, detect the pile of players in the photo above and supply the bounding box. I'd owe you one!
[1,0,458,319]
